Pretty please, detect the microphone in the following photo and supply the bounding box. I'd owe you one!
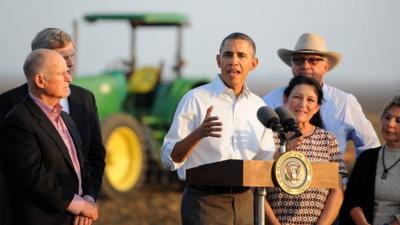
[257,106,284,135]
[275,106,302,140]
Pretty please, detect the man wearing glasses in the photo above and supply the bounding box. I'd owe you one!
[263,33,380,160]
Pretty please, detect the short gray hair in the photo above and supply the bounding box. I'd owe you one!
[23,49,54,81]
[381,95,400,118]
[31,28,72,50]
[219,32,256,56]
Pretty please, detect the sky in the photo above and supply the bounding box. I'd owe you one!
[1,0,399,95]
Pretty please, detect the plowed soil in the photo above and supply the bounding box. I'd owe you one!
[96,185,183,225]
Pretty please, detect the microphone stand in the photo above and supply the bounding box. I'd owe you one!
[255,184,266,225]
[255,132,286,225]
[279,132,286,154]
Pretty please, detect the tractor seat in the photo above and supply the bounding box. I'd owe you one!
[128,66,161,94]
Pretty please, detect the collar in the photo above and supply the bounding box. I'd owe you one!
[321,82,329,103]
[212,74,251,98]
[29,93,62,115]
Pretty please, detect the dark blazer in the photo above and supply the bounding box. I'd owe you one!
[0,156,11,225]
[1,96,84,225]
[339,147,381,225]
[0,83,105,198]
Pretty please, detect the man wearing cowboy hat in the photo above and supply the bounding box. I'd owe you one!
[263,32,380,158]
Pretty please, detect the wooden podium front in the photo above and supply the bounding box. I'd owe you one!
[186,159,340,189]
[186,159,340,225]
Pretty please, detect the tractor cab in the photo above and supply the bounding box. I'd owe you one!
[73,12,209,197]
[84,13,189,114]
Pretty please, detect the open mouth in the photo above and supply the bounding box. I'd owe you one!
[227,69,241,75]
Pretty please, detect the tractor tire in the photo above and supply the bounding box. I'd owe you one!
[100,113,148,198]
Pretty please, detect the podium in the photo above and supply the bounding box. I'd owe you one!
[186,159,340,225]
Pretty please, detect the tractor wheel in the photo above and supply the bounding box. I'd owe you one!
[100,113,148,198]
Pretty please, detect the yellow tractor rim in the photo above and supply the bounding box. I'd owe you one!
[105,126,143,192]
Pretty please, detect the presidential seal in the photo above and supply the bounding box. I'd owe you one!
[274,151,312,195]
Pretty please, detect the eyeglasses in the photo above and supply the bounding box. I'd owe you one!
[291,56,326,66]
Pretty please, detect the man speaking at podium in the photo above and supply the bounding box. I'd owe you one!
[161,32,276,225]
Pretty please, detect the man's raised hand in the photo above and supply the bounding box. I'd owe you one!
[198,106,222,138]
[171,106,223,163]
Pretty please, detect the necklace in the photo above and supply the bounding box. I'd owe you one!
[381,145,400,179]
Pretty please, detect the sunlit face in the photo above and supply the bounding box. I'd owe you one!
[284,84,320,124]
[40,52,72,101]
[217,39,258,96]
[291,54,328,85]
[54,41,76,76]
[381,106,400,146]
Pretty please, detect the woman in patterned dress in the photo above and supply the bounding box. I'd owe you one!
[265,75,347,225]
[340,95,400,225]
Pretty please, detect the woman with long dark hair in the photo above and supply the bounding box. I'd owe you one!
[265,75,346,225]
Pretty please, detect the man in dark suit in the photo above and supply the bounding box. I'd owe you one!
[0,28,105,224]
[1,49,99,225]
[0,157,10,225]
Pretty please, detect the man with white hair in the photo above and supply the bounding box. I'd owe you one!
[1,49,98,225]
[263,33,380,158]
[0,28,105,225]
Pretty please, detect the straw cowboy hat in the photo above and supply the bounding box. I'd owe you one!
[277,33,342,71]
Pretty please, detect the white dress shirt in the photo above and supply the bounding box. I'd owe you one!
[161,75,276,180]
[263,83,380,156]
[59,88,70,114]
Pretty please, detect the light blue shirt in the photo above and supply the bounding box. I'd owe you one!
[161,75,276,180]
[59,89,70,113]
[263,83,380,157]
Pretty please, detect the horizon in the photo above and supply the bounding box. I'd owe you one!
[2,71,396,114]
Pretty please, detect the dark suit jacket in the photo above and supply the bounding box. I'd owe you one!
[0,156,10,225]
[1,96,84,225]
[0,83,105,198]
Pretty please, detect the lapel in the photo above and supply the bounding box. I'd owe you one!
[66,88,86,179]
[67,86,84,130]
[24,97,77,174]
[67,87,87,146]
[60,111,85,174]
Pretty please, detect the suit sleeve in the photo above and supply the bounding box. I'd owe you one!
[1,115,75,213]
[82,92,106,199]
[0,93,10,120]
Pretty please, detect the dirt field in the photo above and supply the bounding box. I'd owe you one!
[96,185,183,225]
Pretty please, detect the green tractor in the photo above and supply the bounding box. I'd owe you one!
[73,13,209,197]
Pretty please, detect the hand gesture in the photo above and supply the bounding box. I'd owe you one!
[171,106,223,163]
[197,106,222,138]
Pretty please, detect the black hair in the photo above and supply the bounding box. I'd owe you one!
[219,32,256,56]
[283,75,324,128]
